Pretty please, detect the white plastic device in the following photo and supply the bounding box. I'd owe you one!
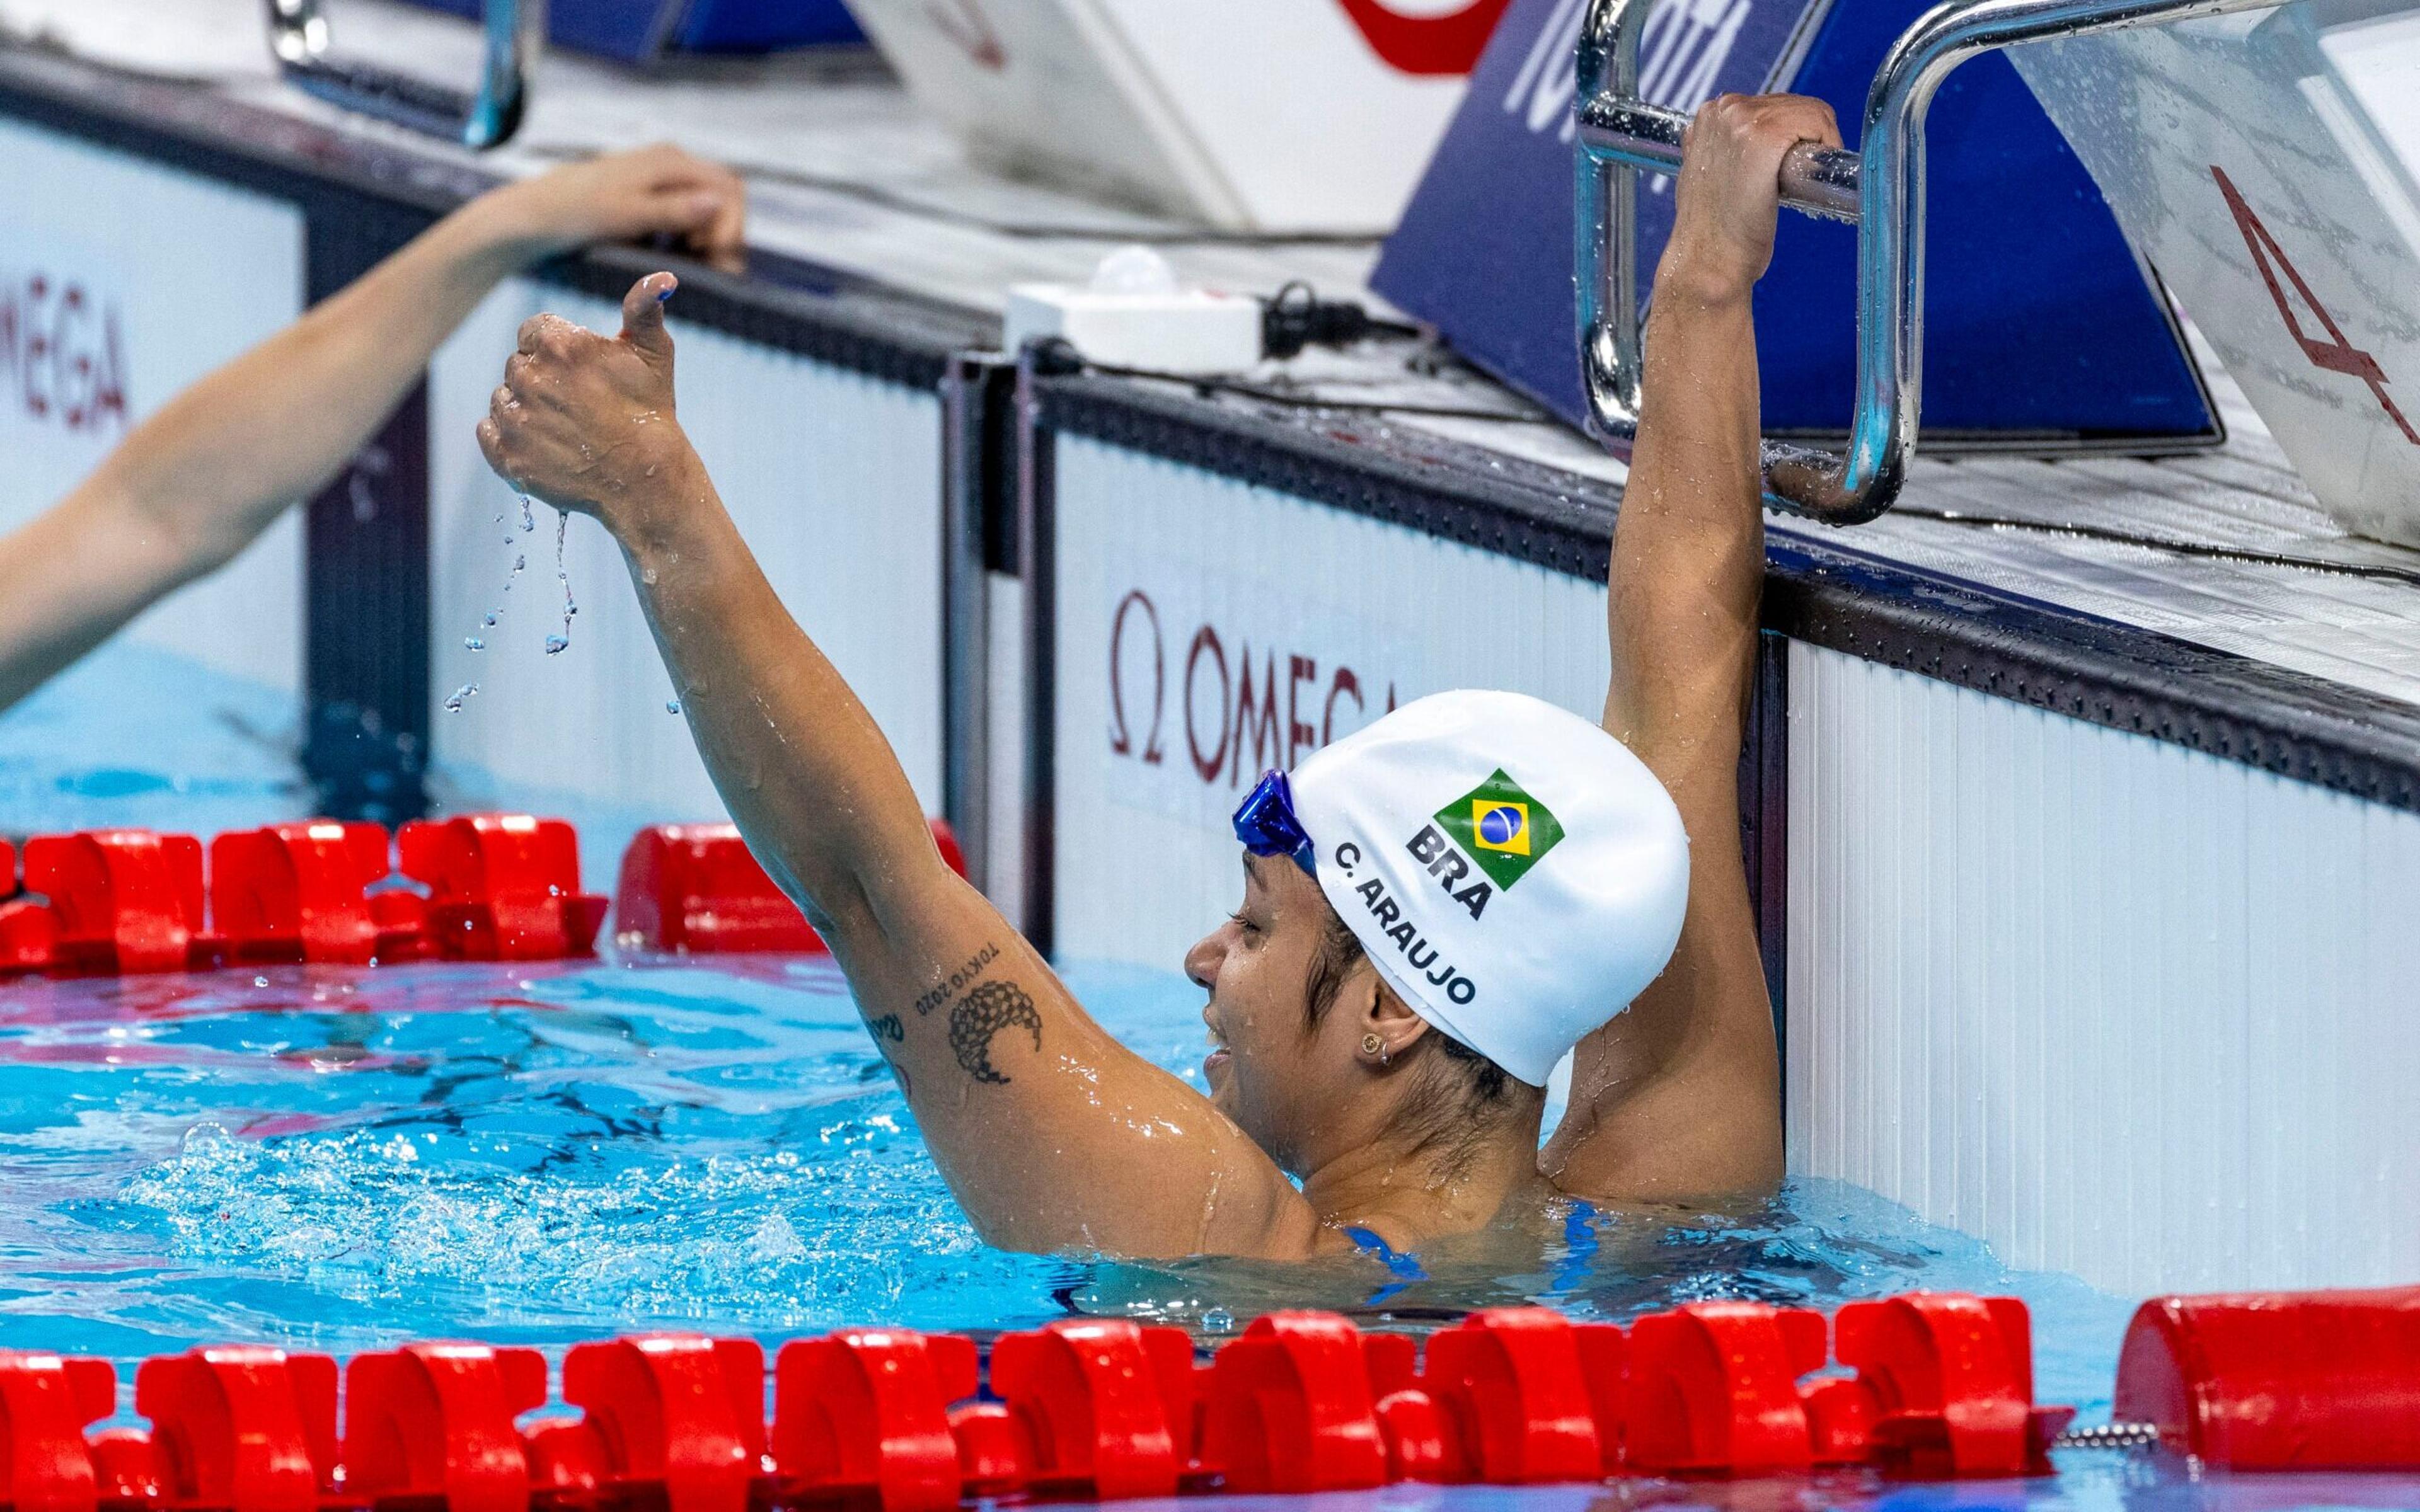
[1002,246,1264,375]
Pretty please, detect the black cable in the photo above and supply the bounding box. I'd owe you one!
[1032,339,1555,425]
[1260,280,1422,357]
[1890,503,2420,591]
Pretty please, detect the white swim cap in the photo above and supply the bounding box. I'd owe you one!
[1286,689,1688,1087]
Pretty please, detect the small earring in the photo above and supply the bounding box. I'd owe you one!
[1361,1033,1383,1057]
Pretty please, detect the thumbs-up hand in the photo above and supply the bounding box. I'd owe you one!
[478,273,692,529]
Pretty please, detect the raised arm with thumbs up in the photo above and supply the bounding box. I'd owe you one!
[478,270,690,543]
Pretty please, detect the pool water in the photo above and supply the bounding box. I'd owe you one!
[0,944,2131,1374]
[8,646,2416,1512]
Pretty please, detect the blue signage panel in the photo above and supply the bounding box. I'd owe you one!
[399,0,861,62]
[1373,0,2213,440]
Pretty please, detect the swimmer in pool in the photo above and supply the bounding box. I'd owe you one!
[0,144,745,714]
[479,93,1840,1260]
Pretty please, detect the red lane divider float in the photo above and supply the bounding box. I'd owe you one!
[0,1293,2124,1512]
[612,820,967,954]
[2114,1285,2420,1470]
[399,816,607,963]
[0,816,963,978]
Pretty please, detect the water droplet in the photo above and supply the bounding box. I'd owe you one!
[483,611,498,627]
[444,683,480,712]
[520,495,536,532]
[252,975,269,988]
[1202,1307,1235,1334]
[551,508,577,655]
[666,699,681,714]
[463,636,485,652]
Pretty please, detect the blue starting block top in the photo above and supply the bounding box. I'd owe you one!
[399,0,863,64]
[1373,0,2216,443]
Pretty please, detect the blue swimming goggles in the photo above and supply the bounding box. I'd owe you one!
[1232,769,1317,877]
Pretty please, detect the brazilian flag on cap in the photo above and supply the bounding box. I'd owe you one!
[1435,769,1564,890]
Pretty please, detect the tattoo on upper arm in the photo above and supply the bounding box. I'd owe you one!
[863,1012,911,1096]
[949,979,1041,1084]
[914,943,1000,1016]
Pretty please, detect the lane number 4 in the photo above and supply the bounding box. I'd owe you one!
[2213,163,2418,445]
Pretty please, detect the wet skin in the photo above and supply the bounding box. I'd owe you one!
[475,93,1831,1261]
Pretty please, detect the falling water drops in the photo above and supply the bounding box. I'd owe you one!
[666,700,682,715]
[444,684,480,713]
[551,507,577,655]
[463,636,485,652]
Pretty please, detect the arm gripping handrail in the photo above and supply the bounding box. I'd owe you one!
[267,0,543,150]
[1576,0,2282,525]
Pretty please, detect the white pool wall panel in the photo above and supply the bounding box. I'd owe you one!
[0,118,304,701]
[427,280,944,828]
[1050,438,1609,982]
[1786,640,2420,1297]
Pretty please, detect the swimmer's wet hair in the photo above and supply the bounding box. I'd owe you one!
[1304,902,1519,1170]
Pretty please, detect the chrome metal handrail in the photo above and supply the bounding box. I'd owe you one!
[267,0,544,150]
[1576,0,2282,524]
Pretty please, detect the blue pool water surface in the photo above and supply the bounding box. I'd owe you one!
[4,646,2411,1511]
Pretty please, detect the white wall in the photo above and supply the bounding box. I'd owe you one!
[1786,641,2420,1296]
[0,118,304,697]
[425,280,947,826]
[1051,437,1610,975]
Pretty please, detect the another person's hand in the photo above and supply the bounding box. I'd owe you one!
[1660,93,1840,307]
[465,144,747,272]
[477,272,692,537]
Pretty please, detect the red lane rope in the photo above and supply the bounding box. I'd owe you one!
[0,1295,2093,1512]
[0,817,964,978]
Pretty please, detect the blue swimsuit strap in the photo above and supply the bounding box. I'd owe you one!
[1552,1197,1603,1292]
[1345,1201,1599,1302]
[1340,1224,1427,1280]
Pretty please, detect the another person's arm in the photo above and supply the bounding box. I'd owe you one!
[1542,94,1840,1203]
[478,277,1322,1261]
[0,144,745,713]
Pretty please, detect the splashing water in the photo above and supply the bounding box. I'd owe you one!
[552,507,577,656]
[442,683,479,713]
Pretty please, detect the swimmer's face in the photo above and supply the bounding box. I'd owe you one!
[1182,851,1369,1172]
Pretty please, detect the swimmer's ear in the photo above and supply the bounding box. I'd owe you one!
[618,273,679,369]
[1359,973,1432,1065]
